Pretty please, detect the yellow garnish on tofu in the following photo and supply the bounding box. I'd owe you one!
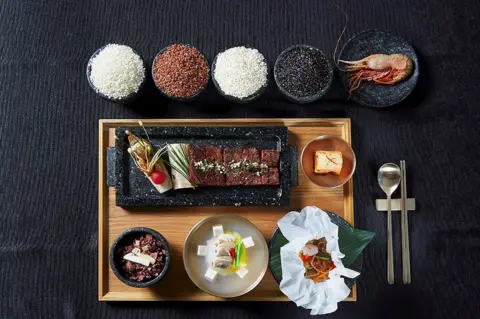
[314,151,343,175]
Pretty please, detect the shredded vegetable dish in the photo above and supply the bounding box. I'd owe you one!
[299,238,335,283]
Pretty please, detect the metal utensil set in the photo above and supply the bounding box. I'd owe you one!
[377,161,414,284]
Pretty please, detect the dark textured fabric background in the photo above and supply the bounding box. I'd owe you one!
[1,0,479,318]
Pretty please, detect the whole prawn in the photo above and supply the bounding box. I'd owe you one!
[333,6,413,94]
[339,54,413,93]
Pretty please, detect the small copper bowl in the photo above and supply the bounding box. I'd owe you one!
[300,135,356,188]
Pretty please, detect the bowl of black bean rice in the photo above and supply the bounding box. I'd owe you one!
[110,227,171,288]
[274,44,333,104]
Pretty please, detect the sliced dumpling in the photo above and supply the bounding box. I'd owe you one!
[212,256,233,269]
[214,234,235,248]
[216,241,235,252]
[216,246,231,257]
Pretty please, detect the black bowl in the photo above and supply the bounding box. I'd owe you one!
[109,227,171,288]
[151,44,209,101]
[274,44,333,104]
[337,29,419,108]
[268,210,363,290]
[86,45,147,104]
[211,46,268,103]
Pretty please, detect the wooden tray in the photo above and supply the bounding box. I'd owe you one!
[98,118,355,301]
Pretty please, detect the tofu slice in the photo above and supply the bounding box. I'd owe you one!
[236,267,249,278]
[123,253,152,267]
[212,224,224,237]
[314,151,343,175]
[204,268,218,282]
[242,237,255,248]
[197,245,207,256]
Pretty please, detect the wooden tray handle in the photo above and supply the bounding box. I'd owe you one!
[287,145,299,186]
[106,147,116,187]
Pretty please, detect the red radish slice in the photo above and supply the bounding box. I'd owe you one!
[151,170,166,184]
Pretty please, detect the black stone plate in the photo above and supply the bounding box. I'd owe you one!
[268,211,363,290]
[107,126,298,207]
[338,30,419,108]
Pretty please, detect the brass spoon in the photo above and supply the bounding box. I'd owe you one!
[378,163,402,284]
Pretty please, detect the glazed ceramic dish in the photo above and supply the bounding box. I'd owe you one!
[183,214,269,298]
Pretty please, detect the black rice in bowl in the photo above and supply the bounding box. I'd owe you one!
[274,45,333,103]
[110,228,170,287]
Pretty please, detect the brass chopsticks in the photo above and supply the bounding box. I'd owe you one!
[400,160,411,283]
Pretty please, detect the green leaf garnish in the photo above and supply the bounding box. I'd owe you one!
[338,227,376,267]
